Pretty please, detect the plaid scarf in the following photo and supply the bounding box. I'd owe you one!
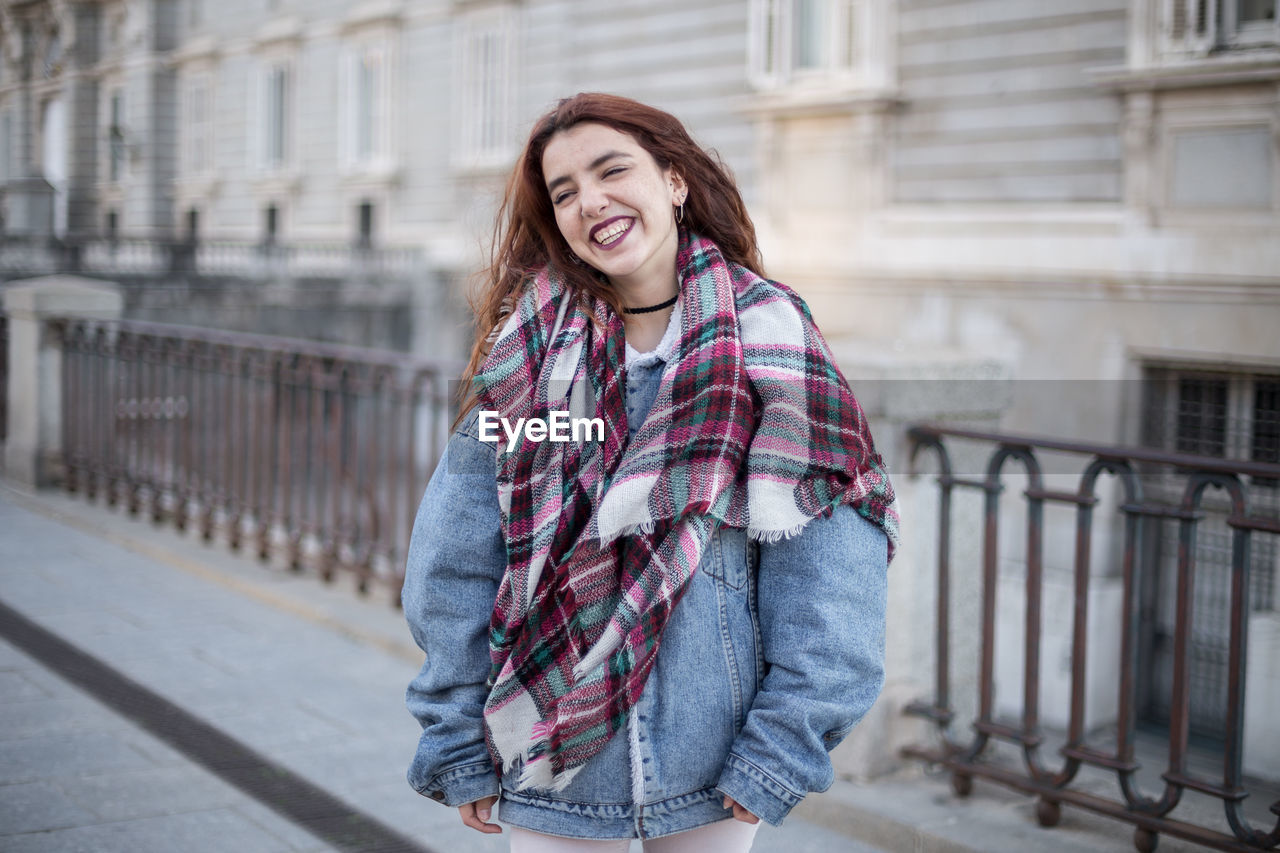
[474,231,898,792]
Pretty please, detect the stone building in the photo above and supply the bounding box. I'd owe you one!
[1,0,1277,785]
[738,0,1280,782]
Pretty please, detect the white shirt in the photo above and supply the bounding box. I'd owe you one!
[624,299,682,369]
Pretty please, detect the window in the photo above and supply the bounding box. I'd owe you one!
[749,0,886,90]
[1159,0,1278,58]
[184,77,212,176]
[44,31,62,77]
[356,52,378,161]
[1138,364,1279,741]
[1175,376,1229,456]
[1142,366,1280,484]
[357,200,374,247]
[341,42,391,169]
[263,203,279,243]
[1254,379,1280,484]
[455,5,515,168]
[108,90,125,183]
[266,65,288,167]
[262,63,291,170]
[1,111,11,183]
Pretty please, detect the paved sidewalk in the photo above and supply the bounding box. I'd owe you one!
[0,484,877,853]
[0,631,341,853]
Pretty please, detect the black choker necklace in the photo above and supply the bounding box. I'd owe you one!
[623,294,678,315]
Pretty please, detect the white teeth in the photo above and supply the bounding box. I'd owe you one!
[593,220,631,245]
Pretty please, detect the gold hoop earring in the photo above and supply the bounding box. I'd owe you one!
[675,202,685,224]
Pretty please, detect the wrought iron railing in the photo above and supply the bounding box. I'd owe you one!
[903,424,1280,852]
[55,317,461,603]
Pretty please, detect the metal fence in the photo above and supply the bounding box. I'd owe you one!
[56,317,461,603]
[903,424,1280,852]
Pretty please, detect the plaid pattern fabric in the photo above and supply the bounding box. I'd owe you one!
[474,231,899,792]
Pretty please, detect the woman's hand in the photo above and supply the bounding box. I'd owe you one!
[458,795,501,834]
[722,795,761,824]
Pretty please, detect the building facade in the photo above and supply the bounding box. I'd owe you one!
[740,0,1279,783]
[1,0,1277,782]
[0,0,758,251]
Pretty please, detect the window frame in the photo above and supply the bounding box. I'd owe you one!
[182,73,214,178]
[1155,0,1279,61]
[339,37,394,173]
[107,88,126,185]
[252,57,295,174]
[453,3,516,171]
[265,63,289,169]
[748,0,888,92]
[1142,363,1280,488]
[1135,360,1279,745]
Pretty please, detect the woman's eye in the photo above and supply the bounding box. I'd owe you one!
[553,191,574,205]
[604,166,625,178]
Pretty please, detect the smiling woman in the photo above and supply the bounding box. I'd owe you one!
[543,124,685,313]
[455,93,765,378]
[403,93,900,853]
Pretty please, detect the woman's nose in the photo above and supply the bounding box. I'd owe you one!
[578,183,608,218]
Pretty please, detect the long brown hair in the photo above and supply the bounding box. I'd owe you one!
[455,92,765,424]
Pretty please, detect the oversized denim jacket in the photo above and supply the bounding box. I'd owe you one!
[404,359,889,840]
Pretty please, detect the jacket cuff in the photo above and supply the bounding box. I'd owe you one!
[414,760,500,808]
[715,753,803,827]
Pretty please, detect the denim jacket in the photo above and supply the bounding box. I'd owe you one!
[404,359,889,840]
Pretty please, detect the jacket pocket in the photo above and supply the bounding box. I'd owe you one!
[703,527,749,590]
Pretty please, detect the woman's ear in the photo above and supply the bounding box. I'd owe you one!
[669,172,688,205]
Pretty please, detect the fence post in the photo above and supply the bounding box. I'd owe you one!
[2,275,123,488]
[825,341,1014,781]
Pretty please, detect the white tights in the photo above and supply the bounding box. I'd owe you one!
[508,819,760,853]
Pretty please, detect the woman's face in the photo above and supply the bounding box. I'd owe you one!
[541,122,686,295]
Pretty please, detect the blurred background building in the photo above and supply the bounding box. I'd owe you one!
[0,0,1273,379]
[1,0,1277,829]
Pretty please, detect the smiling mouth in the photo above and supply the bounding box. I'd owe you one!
[591,217,633,247]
